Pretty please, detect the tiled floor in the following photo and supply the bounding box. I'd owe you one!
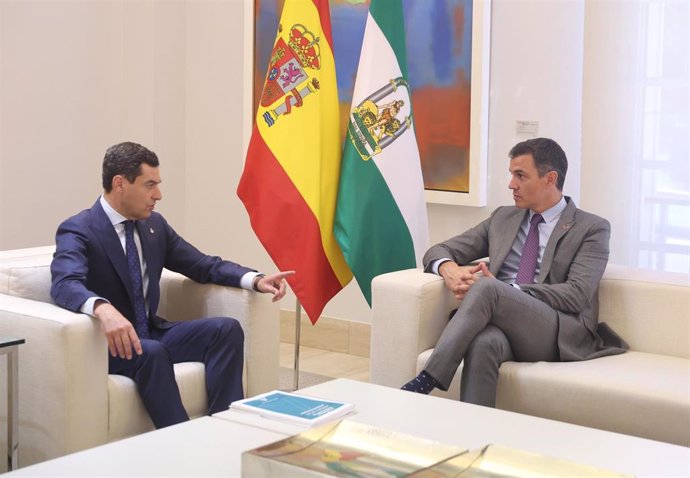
[279,342,370,383]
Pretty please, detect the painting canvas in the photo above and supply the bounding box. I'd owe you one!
[253,0,489,205]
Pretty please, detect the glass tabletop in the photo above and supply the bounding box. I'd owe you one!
[0,337,25,348]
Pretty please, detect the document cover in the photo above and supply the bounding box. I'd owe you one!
[230,390,355,427]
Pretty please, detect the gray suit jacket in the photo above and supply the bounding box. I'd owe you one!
[423,197,628,361]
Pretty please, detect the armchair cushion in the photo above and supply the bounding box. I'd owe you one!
[107,362,207,441]
[0,246,54,301]
[6,265,52,303]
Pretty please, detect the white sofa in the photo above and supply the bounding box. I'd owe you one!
[0,246,280,469]
[370,264,690,447]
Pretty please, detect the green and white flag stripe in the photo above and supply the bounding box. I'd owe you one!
[335,0,429,305]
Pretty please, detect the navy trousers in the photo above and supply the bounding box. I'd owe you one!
[109,317,244,428]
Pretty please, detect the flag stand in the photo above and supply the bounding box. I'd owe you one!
[292,300,302,391]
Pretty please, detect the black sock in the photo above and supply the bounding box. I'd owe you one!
[401,370,439,394]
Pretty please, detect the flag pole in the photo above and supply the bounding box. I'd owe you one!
[293,300,302,391]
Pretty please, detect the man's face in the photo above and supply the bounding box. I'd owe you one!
[508,154,556,212]
[118,164,162,220]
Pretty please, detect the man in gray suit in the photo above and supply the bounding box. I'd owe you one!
[402,138,628,406]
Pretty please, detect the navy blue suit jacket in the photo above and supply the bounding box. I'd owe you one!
[50,199,255,329]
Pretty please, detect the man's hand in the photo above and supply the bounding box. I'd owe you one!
[438,261,481,300]
[470,261,494,279]
[93,301,143,359]
[255,271,295,302]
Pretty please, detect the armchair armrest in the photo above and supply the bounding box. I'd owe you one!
[370,269,459,388]
[0,294,108,467]
[158,270,280,396]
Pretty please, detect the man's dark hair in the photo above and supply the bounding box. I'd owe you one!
[509,138,568,191]
[102,142,160,192]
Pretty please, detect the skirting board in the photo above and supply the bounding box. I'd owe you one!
[279,311,371,358]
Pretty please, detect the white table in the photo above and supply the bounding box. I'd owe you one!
[217,379,690,477]
[8,379,690,477]
[6,417,284,477]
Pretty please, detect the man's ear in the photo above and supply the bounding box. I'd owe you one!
[547,170,558,187]
[112,175,124,192]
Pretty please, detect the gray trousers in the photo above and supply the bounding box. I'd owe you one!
[424,277,559,407]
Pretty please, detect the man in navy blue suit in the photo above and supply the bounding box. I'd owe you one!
[50,141,294,428]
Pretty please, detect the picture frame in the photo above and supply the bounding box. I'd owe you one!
[250,0,491,207]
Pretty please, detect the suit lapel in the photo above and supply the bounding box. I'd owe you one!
[89,200,134,298]
[490,208,528,275]
[538,197,576,281]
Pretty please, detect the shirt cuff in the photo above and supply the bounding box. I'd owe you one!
[80,296,109,317]
[240,271,263,291]
[432,258,453,275]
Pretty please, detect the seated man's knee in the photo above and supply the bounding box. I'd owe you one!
[215,317,244,345]
[468,276,500,298]
[466,326,512,360]
[140,339,173,364]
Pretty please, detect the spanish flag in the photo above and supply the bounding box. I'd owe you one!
[237,0,351,323]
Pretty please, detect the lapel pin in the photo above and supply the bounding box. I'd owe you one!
[150,227,155,234]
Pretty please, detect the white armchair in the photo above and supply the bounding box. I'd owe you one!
[0,246,280,469]
[370,266,690,446]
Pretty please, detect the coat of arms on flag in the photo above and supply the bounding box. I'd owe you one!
[335,0,429,305]
[348,77,413,161]
[261,24,322,127]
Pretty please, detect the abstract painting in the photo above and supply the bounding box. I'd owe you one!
[253,0,490,205]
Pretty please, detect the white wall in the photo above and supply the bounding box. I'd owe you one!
[182,1,271,267]
[0,0,587,325]
[0,1,188,245]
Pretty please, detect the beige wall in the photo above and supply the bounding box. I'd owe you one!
[0,0,587,325]
[1,1,187,244]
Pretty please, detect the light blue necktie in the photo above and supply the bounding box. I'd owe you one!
[124,221,150,339]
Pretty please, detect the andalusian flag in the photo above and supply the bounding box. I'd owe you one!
[334,0,429,305]
[238,0,351,323]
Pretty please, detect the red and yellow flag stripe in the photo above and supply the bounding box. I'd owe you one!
[238,0,351,323]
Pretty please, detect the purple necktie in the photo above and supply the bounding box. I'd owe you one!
[124,221,150,339]
[516,213,544,285]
